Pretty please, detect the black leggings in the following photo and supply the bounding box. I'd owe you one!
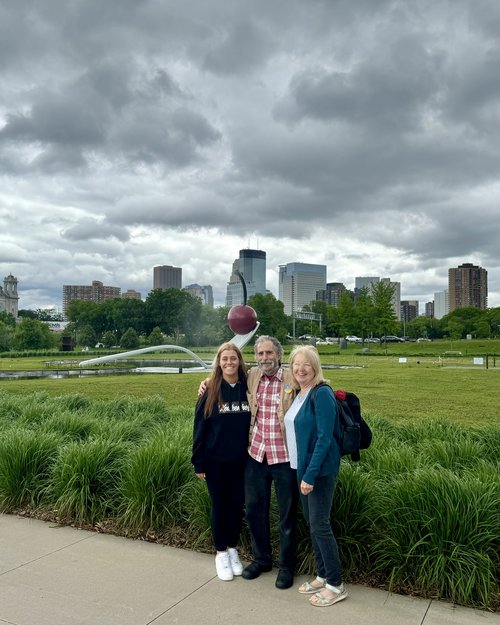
[205,460,246,552]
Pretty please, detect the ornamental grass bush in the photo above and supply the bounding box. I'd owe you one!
[181,477,212,548]
[0,390,498,610]
[0,428,63,511]
[39,411,101,441]
[119,430,192,531]
[49,437,129,523]
[368,467,499,608]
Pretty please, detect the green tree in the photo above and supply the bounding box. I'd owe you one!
[18,308,64,321]
[66,300,107,335]
[145,289,203,342]
[13,318,55,350]
[78,325,98,348]
[441,307,485,338]
[407,315,435,339]
[0,321,14,351]
[371,282,398,337]
[148,326,164,346]
[247,293,290,342]
[487,307,500,337]
[337,292,357,336]
[446,318,464,340]
[102,330,117,348]
[120,327,140,349]
[356,289,375,341]
[322,304,342,338]
[474,320,491,339]
[100,298,146,336]
[0,310,16,327]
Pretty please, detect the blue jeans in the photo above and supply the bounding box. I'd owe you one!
[244,455,298,572]
[299,473,342,586]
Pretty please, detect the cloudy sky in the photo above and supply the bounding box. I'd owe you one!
[1,0,499,312]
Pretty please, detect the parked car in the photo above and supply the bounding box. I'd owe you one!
[416,337,432,342]
[380,335,405,343]
[367,337,380,343]
[345,335,362,343]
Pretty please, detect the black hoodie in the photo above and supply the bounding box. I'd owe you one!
[191,379,251,473]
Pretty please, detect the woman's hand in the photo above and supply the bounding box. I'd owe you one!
[196,473,206,480]
[198,378,209,396]
[300,480,314,495]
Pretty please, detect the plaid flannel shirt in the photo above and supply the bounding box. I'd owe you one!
[248,368,289,465]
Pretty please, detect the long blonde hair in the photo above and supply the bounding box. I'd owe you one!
[204,342,248,416]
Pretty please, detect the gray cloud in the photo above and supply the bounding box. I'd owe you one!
[62,218,130,243]
[203,19,276,75]
[1,0,499,310]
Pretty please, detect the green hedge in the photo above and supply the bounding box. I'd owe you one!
[0,391,498,610]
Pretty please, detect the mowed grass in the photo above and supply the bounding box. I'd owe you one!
[1,356,499,426]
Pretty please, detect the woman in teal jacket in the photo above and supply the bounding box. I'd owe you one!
[283,345,347,608]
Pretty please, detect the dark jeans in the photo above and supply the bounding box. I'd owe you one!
[244,455,298,572]
[299,473,342,586]
[205,460,245,552]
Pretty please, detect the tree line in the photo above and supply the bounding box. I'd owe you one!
[1,285,500,352]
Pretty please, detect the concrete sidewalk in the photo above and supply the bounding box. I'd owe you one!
[1,513,498,625]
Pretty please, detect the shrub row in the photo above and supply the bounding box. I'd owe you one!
[0,391,498,610]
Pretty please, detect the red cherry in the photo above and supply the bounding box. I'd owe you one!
[227,305,257,335]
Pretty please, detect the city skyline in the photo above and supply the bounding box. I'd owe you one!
[2,256,492,316]
[1,2,500,311]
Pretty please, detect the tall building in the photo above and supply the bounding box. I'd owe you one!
[401,300,419,324]
[184,283,214,308]
[62,280,121,316]
[153,265,182,290]
[226,249,266,306]
[279,262,327,316]
[425,301,434,318]
[448,263,488,311]
[355,276,379,295]
[381,278,401,321]
[316,282,347,307]
[434,290,449,319]
[0,274,19,317]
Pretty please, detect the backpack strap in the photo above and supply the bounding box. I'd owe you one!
[308,382,342,445]
[308,382,330,412]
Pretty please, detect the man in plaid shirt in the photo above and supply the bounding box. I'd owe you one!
[242,336,297,590]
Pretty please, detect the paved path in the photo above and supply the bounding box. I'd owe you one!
[1,514,498,625]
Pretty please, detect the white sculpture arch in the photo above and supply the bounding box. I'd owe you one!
[79,322,260,373]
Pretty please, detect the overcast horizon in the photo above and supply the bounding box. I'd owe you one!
[1,1,500,311]
[1,255,492,314]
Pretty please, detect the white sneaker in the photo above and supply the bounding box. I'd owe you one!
[228,548,243,576]
[215,552,233,581]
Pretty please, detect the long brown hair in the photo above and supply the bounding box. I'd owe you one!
[204,342,248,417]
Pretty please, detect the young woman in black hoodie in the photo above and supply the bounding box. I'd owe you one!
[192,342,251,581]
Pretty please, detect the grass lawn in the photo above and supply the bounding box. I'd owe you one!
[1,355,499,426]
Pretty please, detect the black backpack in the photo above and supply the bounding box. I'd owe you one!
[309,383,372,461]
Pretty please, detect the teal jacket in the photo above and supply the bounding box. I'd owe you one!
[293,383,342,485]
